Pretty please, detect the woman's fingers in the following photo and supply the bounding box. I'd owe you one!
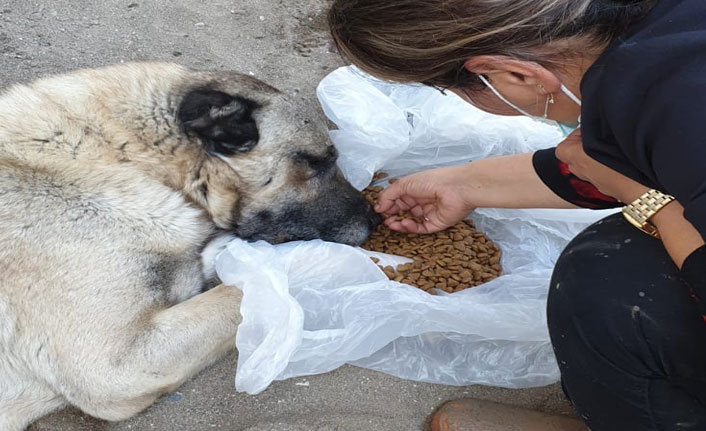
[375,196,399,214]
[375,181,405,213]
[386,217,425,233]
[410,205,426,218]
[394,198,413,212]
[376,194,435,216]
[402,217,446,234]
[384,212,447,234]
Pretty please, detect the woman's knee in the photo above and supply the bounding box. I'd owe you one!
[548,213,676,321]
[546,213,693,376]
[547,214,706,426]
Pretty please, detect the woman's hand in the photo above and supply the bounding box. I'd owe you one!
[555,130,648,203]
[375,165,476,234]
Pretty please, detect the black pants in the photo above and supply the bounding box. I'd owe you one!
[548,214,706,431]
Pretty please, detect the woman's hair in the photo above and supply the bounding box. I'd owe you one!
[328,0,656,90]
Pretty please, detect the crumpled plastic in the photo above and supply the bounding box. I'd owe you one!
[216,66,617,395]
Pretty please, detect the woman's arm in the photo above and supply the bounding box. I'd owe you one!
[652,202,705,269]
[375,152,579,234]
[379,130,706,269]
[461,152,581,209]
[556,132,705,269]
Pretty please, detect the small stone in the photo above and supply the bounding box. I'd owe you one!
[194,22,205,27]
[167,392,184,402]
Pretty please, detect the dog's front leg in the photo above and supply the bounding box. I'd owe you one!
[201,232,237,284]
[74,284,242,422]
[148,283,243,375]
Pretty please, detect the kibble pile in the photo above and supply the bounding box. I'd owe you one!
[361,173,502,294]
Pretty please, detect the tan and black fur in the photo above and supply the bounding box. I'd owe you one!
[0,62,378,430]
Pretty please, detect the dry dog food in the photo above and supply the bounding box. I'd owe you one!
[362,173,502,294]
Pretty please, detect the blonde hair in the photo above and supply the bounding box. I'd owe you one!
[328,0,656,90]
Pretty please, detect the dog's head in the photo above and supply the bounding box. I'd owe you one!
[176,73,380,245]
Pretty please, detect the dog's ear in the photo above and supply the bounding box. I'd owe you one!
[177,89,260,156]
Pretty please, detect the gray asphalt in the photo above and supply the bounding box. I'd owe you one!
[0,1,573,429]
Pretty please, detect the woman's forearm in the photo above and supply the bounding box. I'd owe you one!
[607,181,704,269]
[460,148,705,269]
[652,202,705,269]
[462,153,578,209]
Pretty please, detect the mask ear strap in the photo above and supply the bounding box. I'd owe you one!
[478,74,534,117]
[559,84,582,127]
[560,84,582,106]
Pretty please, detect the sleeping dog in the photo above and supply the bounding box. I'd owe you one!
[0,63,379,430]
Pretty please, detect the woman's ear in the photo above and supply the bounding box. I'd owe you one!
[463,56,562,93]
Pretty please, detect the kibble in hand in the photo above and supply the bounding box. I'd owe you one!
[361,173,502,294]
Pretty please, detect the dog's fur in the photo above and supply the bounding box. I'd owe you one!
[0,63,378,430]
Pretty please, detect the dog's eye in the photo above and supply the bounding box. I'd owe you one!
[263,177,273,186]
[296,147,337,180]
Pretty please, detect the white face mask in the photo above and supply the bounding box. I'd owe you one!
[477,74,581,137]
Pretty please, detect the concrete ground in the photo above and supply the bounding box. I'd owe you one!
[1,1,575,429]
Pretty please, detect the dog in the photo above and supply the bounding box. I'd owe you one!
[0,62,379,430]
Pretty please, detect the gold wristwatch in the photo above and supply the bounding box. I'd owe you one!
[621,189,675,239]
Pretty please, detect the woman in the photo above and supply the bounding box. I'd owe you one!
[328,1,706,430]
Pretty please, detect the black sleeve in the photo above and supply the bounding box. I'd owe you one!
[639,59,706,240]
[681,246,706,317]
[579,18,706,240]
[532,148,622,210]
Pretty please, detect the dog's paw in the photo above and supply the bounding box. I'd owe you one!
[201,233,237,282]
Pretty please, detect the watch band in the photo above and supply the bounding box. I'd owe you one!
[622,189,675,238]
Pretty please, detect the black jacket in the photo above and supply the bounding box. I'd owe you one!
[533,0,706,309]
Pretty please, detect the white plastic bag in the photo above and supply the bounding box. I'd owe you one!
[216,66,617,395]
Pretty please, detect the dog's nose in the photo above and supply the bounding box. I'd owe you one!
[367,208,382,229]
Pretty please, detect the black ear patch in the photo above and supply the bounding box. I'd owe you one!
[177,89,260,156]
